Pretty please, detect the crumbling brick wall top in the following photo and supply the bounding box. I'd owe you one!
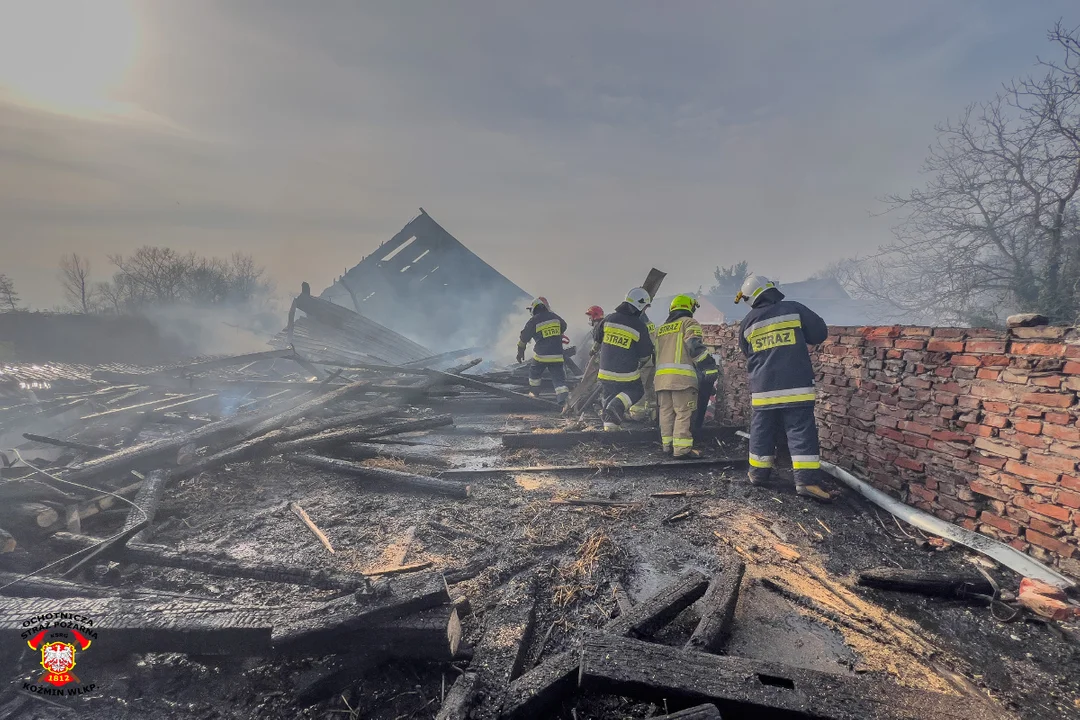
[702,322,1080,578]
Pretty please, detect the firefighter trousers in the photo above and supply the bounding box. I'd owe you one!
[600,378,644,428]
[748,405,821,487]
[691,375,716,439]
[658,388,698,456]
[529,359,569,402]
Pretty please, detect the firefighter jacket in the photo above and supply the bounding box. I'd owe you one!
[738,293,828,409]
[592,302,655,382]
[654,310,717,391]
[518,309,567,363]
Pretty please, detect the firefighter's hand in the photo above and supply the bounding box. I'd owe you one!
[516,348,525,364]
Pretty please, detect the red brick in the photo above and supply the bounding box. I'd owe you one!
[1025,528,1076,557]
[970,481,1012,502]
[927,340,964,353]
[1006,431,1050,449]
[1013,419,1043,435]
[1029,517,1063,536]
[1020,391,1075,408]
[875,427,904,443]
[1045,412,1071,424]
[866,338,894,348]
[908,484,936,503]
[965,340,1007,353]
[1044,424,1080,442]
[900,377,932,391]
[1004,460,1060,485]
[981,355,1012,367]
[1055,489,1080,509]
[894,339,925,350]
[1062,475,1080,492]
[895,456,925,473]
[982,401,1010,414]
[927,440,970,458]
[1032,375,1063,388]
[967,424,994,437]
[1050,443,1080,460]
[934,367,954,378]
[902,433,930,448]
[1014,406,1045,418]
[950,355,981,366]
[931,429,971,444]
[1011,342,1067,357]
[983,414,1008,428]
[971,453,1008,469]
[1014,495,1073,522]
[976,368,1001,380]
[897,420,933,436]
[1026,452,1077,473]
[980,511,1020,534]
[933,392,957,405]
[1063,361,1080,375]
[972,437,1024,459]
[864,326,901,339]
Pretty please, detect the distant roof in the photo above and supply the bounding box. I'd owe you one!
[319,209,531,350]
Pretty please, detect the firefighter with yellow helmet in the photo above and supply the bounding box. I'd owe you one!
[654,294,717,458]
[736,275,832,501]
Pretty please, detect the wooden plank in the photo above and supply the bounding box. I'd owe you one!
[501,570,709,720]
[436,671,478,720]
[443,457,745,478]
[501,425,740,449]
[121,469,167,543]
[656,705,722,719]
[271,414,454,455]
[290,454,470,499]
[685,559,745,654]
[856,568,994,598]
[289,501,335,554]
[579,634,993,720]
[21,433,110,457]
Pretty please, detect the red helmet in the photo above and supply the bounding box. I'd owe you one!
[586,305,604,321]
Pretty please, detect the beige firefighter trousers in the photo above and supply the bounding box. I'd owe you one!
[658,387,697,456]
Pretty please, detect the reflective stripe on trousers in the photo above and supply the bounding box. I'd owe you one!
[751,386,815,407]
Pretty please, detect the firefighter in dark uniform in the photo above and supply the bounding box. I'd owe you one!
[592,288,655,430]
[736,276,832,501]
[517,296,570,405]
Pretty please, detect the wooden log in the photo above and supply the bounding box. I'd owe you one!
[330,442,452,468]
[0,502,58,529]
[0,595,273,656]
[578,633,993,720]
[277,604,461,659]
[271,571,451,651]
[656,705,722,719]
[436,671,479,720]
[289,454,470,499]
[364,561,433,577]
[685,559,745,654]
[500,570,709,720]
[501,425,740,449]
[42,480,144,533]
[49,532,372,591]
[272,414,454,455]
[443,457,745,478]
[21,433,110,457]
[239,378,374,441]
[856,568,994,598]
[465,573,539,717]
[62,519,148,577]
[0,570,127,599]
[120,469,166,543]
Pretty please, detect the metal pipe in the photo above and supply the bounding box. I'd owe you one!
[734,430,1075,589]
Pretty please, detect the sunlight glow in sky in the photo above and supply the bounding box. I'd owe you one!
[0,0,138,118]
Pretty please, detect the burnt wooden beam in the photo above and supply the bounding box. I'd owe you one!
[856,568,995,599]
[501,426,741,449]
[49,532,373,592]
[328,442,452,468]
[578,634,993,720]
[289,454,470,500]
[121,469,167,543]
[443,457,745,478]
[21,433,110,457]
[436,672,479,720]
[0,595,273,656]
[656,705,722,719]
[685,559,746,654]
[500,570,709,720]
[271,414,454,455]
[275,604,462,659]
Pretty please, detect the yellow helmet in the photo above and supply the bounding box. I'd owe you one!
[670,294,700,314]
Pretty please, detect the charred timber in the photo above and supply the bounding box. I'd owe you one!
[501,426,740,449]
[578,633,993,720]
[856,568,995,599]
[49,532,373,591]
[272,414,454,455]
[289,454,470,499]
[500,570,709,720]
[21,434,110,457]
[275,605,462,659]
[442,457,745,478]
[329,442,452,468]
[121,469,166,543]
[685,559,745,654]
[655,705,722,719]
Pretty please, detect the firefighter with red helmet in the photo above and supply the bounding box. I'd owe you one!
[517,296,570,405]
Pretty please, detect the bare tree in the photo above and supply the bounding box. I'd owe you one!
[59,253,94,313]
[851,23,1080,325]
[0,274,19,311]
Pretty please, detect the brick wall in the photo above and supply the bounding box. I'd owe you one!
[701,322,1080,577]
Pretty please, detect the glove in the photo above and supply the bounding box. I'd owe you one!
[516,347,525,364]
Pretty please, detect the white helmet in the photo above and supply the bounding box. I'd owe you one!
[736,275,777,305]
[624,287,651,313]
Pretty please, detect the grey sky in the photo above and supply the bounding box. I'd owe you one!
[1,1,1077,317]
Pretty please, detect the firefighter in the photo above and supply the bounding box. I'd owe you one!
[628,309,659,423]
[517,297,570,405]
[655,294,717,457]
[574,306,605,369]
[592,288,655,430]
[692,357,719,441]
[735,275,832,501]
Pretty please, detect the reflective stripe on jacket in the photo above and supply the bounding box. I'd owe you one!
[654,312,717,391]
[738,297,827,409]
[593,303,654,383]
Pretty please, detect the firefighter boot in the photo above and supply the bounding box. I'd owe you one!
[747,469,772,486]
[794,470,833,502]
[603,398,626,431]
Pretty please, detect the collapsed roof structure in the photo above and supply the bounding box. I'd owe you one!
[320,209,531,352]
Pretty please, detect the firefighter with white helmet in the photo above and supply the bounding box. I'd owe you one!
[517,296,570,405]
[736,275,832,501]
[592,287,655,430]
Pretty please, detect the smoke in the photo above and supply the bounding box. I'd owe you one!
[139,300,282,357]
